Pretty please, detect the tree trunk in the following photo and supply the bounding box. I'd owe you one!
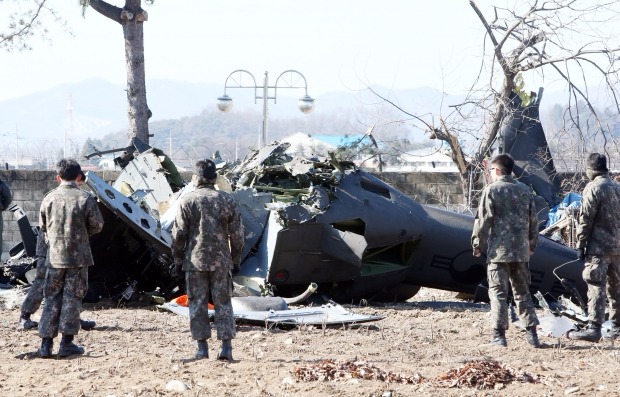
[88,0,151,144]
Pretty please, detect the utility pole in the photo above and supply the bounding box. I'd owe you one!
[65,94,73,158]
[15,125,19,169]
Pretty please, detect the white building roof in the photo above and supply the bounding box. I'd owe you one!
[384,148,459,173]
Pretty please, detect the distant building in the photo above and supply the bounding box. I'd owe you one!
[384,148,459,173]
[98,157,119,170]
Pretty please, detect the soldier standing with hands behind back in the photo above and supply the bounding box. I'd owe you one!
[38,160,103,358]
[471,153,541,348]
[571,153,620,342]
[172,159,244,360]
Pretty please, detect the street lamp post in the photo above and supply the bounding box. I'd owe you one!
[217,70,315,147]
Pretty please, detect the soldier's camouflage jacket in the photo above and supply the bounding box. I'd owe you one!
[471,175,538,263]
[39,181,104,268]
[0,179,12,211]
[172,183,244,272]
[576,174,620,255]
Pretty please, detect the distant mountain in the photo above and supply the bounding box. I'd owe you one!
[0,78,469,145]
[0,78,225,143]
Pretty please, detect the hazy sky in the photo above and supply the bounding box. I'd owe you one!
[0,0,496,101]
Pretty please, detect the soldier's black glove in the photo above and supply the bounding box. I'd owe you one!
[577,249,585,260]
[232,262,240,276]
[174,261,184,279]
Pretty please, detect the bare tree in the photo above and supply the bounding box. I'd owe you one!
[80,0,152,144]
[375,0,620,205]
[0,0,67,51]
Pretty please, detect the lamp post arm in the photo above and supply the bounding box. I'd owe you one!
[222,69,260,103]
[272,70,310,103]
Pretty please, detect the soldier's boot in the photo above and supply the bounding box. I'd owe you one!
[525,326,541,348]
[80,319,96,331]
[217,339,233,361]
[491,329,507,347]
[39,338,53,358]
[571,322,602,342]
[195,340,208,360]
[19,312,38,330]
[58,335,85,357]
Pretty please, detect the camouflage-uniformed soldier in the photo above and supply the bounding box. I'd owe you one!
[0,178,13,259]
[571,153,620,342]
[172,159,244,361]
[38,160,104,358]
[20,171,97,331]
[471,153,541,348]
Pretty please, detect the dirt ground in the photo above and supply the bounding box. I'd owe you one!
[1,287,620,397]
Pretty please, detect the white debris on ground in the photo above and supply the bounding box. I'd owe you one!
[0,287,26,310]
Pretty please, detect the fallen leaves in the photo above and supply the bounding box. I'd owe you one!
[294,359,425,384]
[436,360,515,389]
[295,359,547,390]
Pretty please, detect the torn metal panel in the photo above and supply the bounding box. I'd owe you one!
[86,172,172,253]
[230,296,289,311]
[159,183,195,231]
[112,151,176,217]
[234,303,384,326]
[283,156,317,176]
[514,315,576,338]
[230,187,272,262]
[158,300,384,326]
[229,142,292,180]
[9,205,38,257]
[235,212,281,293]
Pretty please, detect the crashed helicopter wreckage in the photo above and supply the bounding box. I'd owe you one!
[2,137,586,312]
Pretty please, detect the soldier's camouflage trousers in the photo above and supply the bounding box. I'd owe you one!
[583,254,620,325]
[21,258,47,315]
[38,267,88,338]
[186,269,235,341]
[487,262,539,330]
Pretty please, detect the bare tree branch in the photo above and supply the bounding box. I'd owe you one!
[0,0,68,52]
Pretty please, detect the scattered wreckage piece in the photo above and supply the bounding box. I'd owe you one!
[519,310,615,340]
[513,291,618,339]
[0,206,39,291]
[531,315,576,338]
[158,297,384,326]
[0,287,27,310]
[87,171,172,253]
